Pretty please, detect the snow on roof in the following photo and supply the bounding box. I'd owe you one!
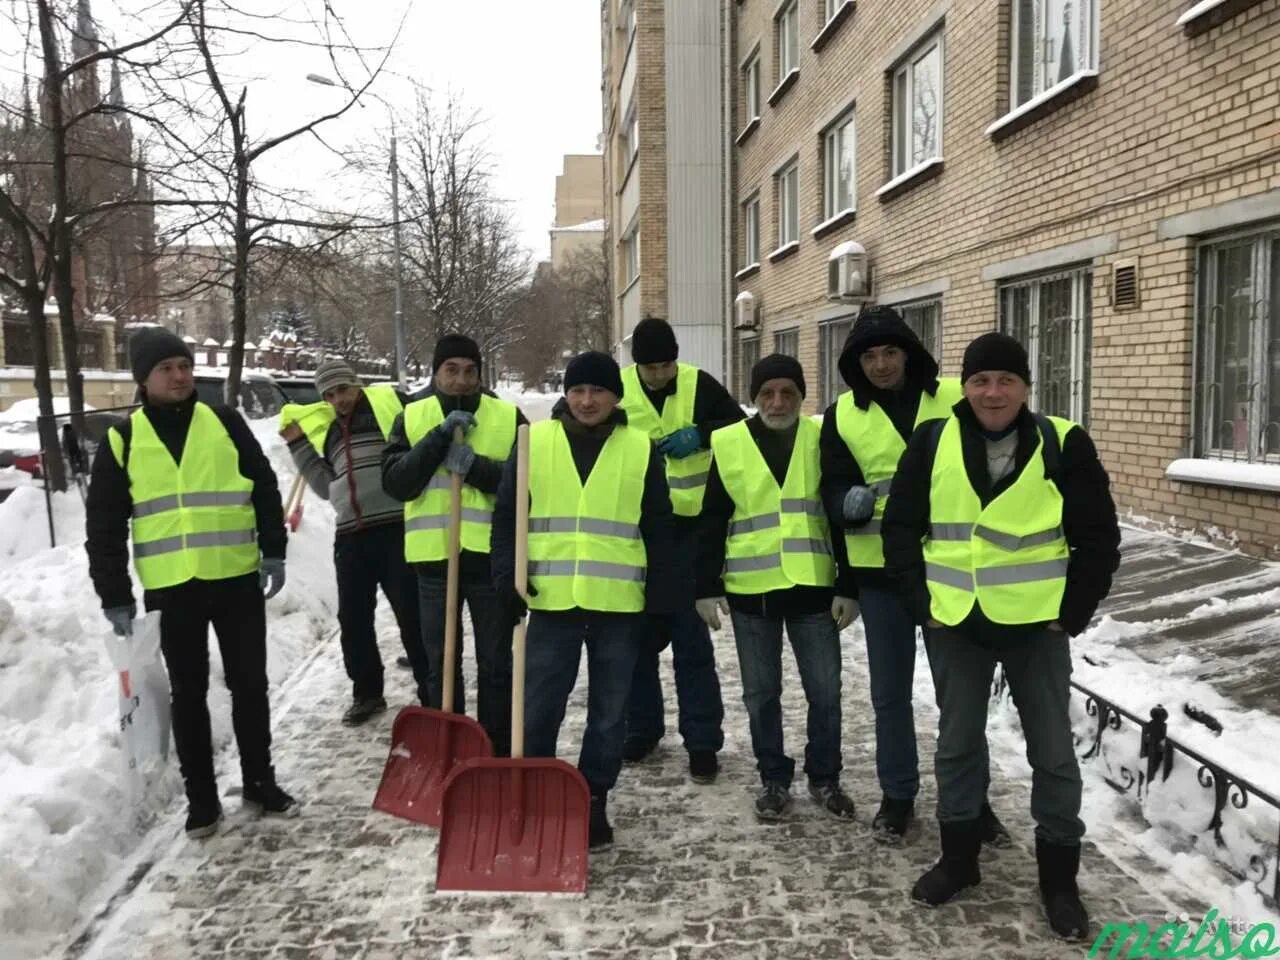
[222,339,235,347]
[181,335,197,344]
[551,218,606,233]
[202,337,219,346]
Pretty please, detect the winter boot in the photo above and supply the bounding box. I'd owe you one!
[808,780,857,821]
[911,819,983,906]
[342,696,387,726]
[754,781,791,821]
[185,797,223,839]
[871,795,915,846]
[1037,838,1089,941]
[688,750,719,785]
[622,737,660,764]
[243,777,300,819]
[979,801,1013,848]
[589,794,614,850]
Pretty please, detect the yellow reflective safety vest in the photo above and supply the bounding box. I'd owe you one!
[279,385,402,455]
[402,393,517,561]
[923,414,1075,626]
[710,417,835,594]
[108,403,259,590]
[618,363,711,518]
[835,378,962,568]
[526,419,650,613]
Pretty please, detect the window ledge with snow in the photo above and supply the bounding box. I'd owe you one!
[1165,458,1280,493]
[1177,0,1264,35]
[736,117,761,146]
[767,240,800,263]
[985,71,1099,142]
[875,157,944,202]
[767,69,800,107]
[735,262,761,280]
[810,1,855,53]
[811,209,856,239]
[617,276,640,299]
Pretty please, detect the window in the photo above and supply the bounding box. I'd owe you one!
[618,0,636,47]
[743,53,761,122]
[822,111,856,219]
[743,196,760,267]
[774,327,799,357]
[824,0,844,21]
[899,298,942,361]
[777,161,799,247]
[891,32,943,177]
[998,266,1092,425]
[740,337,761,403]
[1193,228,1280,463]
[819,317,854,406]
[622,228,640,286]
[777,1,800,79]
[1011,0,1096,108]
[620,106,638,172]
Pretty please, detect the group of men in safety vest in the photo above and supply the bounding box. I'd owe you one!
[85,305,1119,943]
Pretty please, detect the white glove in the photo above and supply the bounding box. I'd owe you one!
[695,596,729,631]
[832,595,859,630]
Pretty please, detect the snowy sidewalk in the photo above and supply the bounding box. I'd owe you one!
[67,609,1213,960]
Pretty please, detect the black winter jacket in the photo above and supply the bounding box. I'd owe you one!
[85,394,286,611]
[880,399,1120,638]
[698,415,854,616]
[381,384,528,584]
[490,400,685,617]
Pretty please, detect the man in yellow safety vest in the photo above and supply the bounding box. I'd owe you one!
[281,358,425,726]
[882,332,1120,941]
[86,327,296,840]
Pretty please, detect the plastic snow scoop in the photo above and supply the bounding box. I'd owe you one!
[436,423,591,895]
[284,472,306,532]
[373,427,493,826]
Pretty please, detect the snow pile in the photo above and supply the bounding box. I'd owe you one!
[0,419,338,960]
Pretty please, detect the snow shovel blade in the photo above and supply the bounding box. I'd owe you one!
[436,757,591,895]
[372,706,492,827]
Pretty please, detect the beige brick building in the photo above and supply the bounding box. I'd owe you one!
[726,0,1280,556]
[601,0,728,379]
[549,154,606,271]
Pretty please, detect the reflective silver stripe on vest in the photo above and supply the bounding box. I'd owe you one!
[929,523,972,542]
[974,558,1069,586]
[728,513,780,537]
[407,515,449,532]
[847,519,882,537]
[462,507,493,524]
[529,559,645,581]
[667,472,709,490]
[529,517,577,534]
[426,474,453,492]
[528,517,639,538]
[974,524,1064,552]
[134,528,255,558]
[780,498,823,517]
[724,554,782,573]
[133,491,250,517]
[869,479,893,497]
[926,562,974,591]
[783,537,832,557]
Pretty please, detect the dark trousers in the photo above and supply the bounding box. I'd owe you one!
[524,610,640,796]
[149,573,272,802]
[334,524,427,703]
[730,608,843,788]
[625,606,725,753]
[417,573,513,756]
[924,624,1084,844]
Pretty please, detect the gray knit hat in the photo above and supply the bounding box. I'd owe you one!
[315,358,360,396]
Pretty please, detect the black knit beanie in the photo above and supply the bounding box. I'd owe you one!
[630,317,679,364]
[432,333,482,373]
[960,332,1032,384]
[129,327,194,384]
[749,353,806,400]
[563,350,624,398]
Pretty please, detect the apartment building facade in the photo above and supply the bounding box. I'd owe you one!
[729,0,1280,556]
[601,0,728,379]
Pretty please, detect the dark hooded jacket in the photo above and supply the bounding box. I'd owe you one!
[818,309,947,596]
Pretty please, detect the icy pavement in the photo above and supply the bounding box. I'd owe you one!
[65,608,1221,960]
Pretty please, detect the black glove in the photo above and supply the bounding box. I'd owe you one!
[500,582,536,625]
[643,614,673,653]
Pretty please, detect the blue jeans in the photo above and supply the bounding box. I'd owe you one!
[417,574,513,756]
[524,611,641,796]
[730,608,843,788]
[859,585,921,801]
[625,607,725,753]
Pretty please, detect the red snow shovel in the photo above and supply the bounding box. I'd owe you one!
[372,429,493,826]
[436,423,591,895]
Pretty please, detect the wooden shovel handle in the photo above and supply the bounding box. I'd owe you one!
[284,471,305,515]
[512,423,530,760]
[442,427,465,713]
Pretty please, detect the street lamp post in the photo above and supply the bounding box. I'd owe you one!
[306,73,406,388]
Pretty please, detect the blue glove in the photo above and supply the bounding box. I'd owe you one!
[260,558,286,599]
[433,409,477,441]
[104,604,136,637]
[443,442,476,476]
[842,485,876,525]
[658,426,702,459]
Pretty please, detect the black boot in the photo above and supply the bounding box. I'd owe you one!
[589,794,614,850]
[243,775,300,818]
[872,795,915,846]
[911,819,982,906]
[1037,838,1089,941]
[184,780,222,839]
[979,800,1013,848]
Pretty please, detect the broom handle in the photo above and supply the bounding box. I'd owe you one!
[284,471,305,514]
[512,423,530,761]
[442,427,464,714]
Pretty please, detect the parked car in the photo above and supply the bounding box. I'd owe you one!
[131,370,288,420]
[273,374,321,405]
